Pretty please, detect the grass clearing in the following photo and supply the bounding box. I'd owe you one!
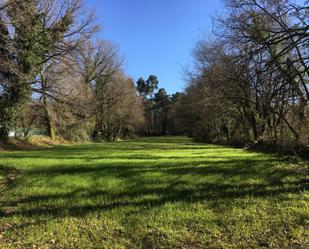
[0,136,308,248]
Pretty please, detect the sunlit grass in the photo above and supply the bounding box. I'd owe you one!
[0,136,308,248]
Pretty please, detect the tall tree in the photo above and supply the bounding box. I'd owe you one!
[0,0,96,141]
[154,88,170,135]
[137,75,159,135]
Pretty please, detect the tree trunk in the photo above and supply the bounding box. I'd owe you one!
[162,113,167,135]
[0,126,9,143]
[0,106,15,143]
[43,92,55,140]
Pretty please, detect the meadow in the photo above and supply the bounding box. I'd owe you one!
[0,137,308,248]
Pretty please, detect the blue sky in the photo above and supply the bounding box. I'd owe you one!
[86,0,224,93]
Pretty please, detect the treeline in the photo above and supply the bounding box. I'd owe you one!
[172,0,309,151]
[0,0,146,142]
[1,0,308,151]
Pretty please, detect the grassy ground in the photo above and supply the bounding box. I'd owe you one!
[0,136,308,248]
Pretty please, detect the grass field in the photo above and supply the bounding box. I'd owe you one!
[0,136,308,248]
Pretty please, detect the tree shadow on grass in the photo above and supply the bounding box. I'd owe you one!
[0,165,20,218]
[1,154,308,219]
[2,177,308,218]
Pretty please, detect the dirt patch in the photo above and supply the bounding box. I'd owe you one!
[0,140,41,151]
[0,136,76,151]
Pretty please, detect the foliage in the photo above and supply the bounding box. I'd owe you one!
[137,76,176,136]
[137,75,159,98]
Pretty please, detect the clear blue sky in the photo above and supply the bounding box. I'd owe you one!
[86,0,224,93]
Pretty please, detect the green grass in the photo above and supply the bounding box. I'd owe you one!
[0,136,308,248]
